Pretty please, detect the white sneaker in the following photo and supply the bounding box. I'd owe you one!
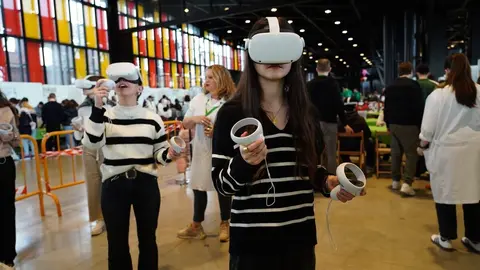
[431,234,453,251]
[392,181,401,190]
[400,183,415,196]
[91,220,106,236]
[462,237,480,253]
[0,262,14,270]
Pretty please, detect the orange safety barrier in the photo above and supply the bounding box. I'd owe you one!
[40,130,84,217]
[163,120,182,139]
[15,135,54,217]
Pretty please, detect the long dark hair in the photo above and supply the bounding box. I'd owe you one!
[233,17,323,181]
[0,90,19,125]
[445,53,477,108]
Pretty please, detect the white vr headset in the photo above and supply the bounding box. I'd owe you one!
[245,17,305,64]
[106,62,143,85]
[74,75,115,90]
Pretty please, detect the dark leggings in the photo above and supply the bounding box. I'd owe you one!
[0,156,16,266]
[436,202,480,242]
[230,248,315,270]
[193,189,231,223]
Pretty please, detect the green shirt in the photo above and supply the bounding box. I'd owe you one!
[417,79,437,100]
[342,89,352,98]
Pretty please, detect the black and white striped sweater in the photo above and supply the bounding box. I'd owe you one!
[82,105,171,181]
[212,101,329,255]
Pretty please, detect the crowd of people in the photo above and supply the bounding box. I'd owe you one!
[0,16,479,270]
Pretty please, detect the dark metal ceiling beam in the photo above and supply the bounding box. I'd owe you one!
[187,1,250,33]
[121,0,315,33]
[292,5,337,46]
[350,0,362,21]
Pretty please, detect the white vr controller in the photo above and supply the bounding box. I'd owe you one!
[330,163,366,201]
[230,118,264,146]
[0,123,13,135]
[170,136,186,154]
[75,78,115,104]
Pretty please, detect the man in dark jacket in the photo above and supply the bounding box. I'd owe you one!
[308,59,353,173]
[384,62,424,196]
[41,93,65,150]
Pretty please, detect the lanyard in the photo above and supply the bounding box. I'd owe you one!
[205,97,223,117]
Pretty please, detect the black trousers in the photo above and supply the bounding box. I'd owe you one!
[229,248,315,270]
[101,170,160,270]
[435,202,480,242]
[0,156,17,266]
[193,189,231,223]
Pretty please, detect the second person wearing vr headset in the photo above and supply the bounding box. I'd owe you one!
[212,17,363,270]
[82,62,181,270]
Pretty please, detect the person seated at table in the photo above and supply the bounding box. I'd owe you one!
[337,103,375,172]
[376,109,385,126]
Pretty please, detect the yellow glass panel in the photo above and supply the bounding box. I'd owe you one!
[182,24,187,31]
[56,0,71,43]
[84,6,97,48]
[100,52,110,77]
[22,0,40,39]
[129,18,136,28]
[184,65,190,89]
[171,62,178,88]
[117,0,127,13]
[189,36,194,63]
[137,4,144,18]
[147,30,155,57]
[162,28,169,60]
[195,66,201,86]
[153,11,160,23]
[141,58,148,87]
[75,48,87,78]
[210,42,214,62]
[234,50,238,70]
[132,34,138,55]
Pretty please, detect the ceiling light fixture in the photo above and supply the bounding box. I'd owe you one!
[360,53,364,56]
[184,8,189,13]
[318,43,322,46]
[299,29,305,33]
[335,55,339,59]
[309,56,313,59]
[348,37,353,41]
[303,52,307,55]
[325,9,331,14]
[304,68,307,71]
[315,60,319,63]
[340,58,343,61]
[243,38,248,42]
[245,20,251,23]
[324,48,329,51]
[334,21,341,25]
[346,65,350,68]
[363,56,367,60]
[343,61,346,64]
[353,44,358,47]
[271,8,277,12]
[224,7,229,11]
[287,20,293,24]
[227,30,232,34]
[342,30,347,34]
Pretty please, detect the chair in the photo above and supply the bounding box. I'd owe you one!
[337,131,365,171]
[375,131,391,177]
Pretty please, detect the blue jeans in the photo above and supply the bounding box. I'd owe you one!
[63,126,76,148]
[21,129,36,157]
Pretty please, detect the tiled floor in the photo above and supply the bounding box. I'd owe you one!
[12,156,479,269]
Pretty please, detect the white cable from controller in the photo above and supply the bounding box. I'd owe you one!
[325,162,366,251]
[231,118,275,207]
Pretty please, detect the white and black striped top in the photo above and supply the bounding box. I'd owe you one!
[212,101,330,255]
[82,105,171,181]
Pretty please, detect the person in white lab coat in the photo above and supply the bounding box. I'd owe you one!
[177,65,236,242]
[418,54,480,252]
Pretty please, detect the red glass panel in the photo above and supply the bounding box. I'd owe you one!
[161,12,168,22]
[178,64,184,89]
[169,30,176,61]
[3,0,22,36]
[155,28,162,58]
[39,0,56,41]
[0,39,8,81]
[138,26,147,56]
[149,59,156,88]
[164,61,171,87]
[26,42,44,83]
[97,9,108,50]
[119,15,126,30]
[127,1,136,16]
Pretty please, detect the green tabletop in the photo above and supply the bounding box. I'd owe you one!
[369,125,390,145]
[366,118,377,126]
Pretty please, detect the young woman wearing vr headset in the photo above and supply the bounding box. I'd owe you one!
[73,75,115,237]
[82,63,181,269]
[211,17,364,269]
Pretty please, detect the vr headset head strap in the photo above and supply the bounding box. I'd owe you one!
[266,17,280,33]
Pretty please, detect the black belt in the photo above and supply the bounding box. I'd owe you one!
[108,168,139,182]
